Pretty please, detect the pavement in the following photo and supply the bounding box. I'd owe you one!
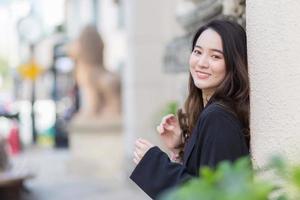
[10,147,151,200]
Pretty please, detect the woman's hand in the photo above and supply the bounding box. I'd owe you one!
[133,138,154,165]
[157,114,182,152]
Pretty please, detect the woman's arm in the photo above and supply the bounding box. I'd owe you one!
[130,146,193,199]
[130,106,249,199]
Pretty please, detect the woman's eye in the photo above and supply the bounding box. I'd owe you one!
[212,55,221,59]
[193,50,201,55]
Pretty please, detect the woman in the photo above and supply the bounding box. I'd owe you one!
[130,19,250,199]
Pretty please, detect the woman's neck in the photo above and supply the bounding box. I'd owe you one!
[202,89,215,107]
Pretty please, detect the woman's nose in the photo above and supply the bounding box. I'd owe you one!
[196,55,209,68]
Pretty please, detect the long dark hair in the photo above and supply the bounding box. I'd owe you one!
[178,19,250,147]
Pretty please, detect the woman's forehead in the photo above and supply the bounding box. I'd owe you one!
[195,29,223,51]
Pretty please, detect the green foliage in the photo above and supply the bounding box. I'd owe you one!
[267,156,300,200]
[160,101,179,116]
[153,101,179,128]
[291,167,300,189]
[161,156,300,200]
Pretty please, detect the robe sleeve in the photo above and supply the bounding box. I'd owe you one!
[130,146,193,199]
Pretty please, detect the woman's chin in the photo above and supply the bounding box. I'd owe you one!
[194,81,208,89]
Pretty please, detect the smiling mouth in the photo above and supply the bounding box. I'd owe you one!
[196,71,210,79]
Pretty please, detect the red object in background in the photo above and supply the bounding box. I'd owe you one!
[7,122,21,155]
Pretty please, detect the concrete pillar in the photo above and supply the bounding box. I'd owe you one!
[122,0,185,172]
[247,1,300,166]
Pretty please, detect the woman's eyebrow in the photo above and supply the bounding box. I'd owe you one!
[195,45,223,54]
[211,49,224,54]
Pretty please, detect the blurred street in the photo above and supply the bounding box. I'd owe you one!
[0,0,186,199]
[11,147,149,200]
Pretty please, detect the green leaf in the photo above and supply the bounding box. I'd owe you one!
[161,156,275,200]
[291,166,300,189]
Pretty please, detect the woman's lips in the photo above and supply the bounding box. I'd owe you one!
[196,71,210,79]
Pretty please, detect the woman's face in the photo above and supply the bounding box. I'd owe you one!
[189,28,226,94]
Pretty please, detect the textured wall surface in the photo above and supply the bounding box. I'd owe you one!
[247,1,300,166]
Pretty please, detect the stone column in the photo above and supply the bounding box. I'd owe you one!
[122,0,184,173]
[247,1,300,166]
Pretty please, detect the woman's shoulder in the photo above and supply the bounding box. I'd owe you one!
[199,102,241,128]
[201,102,229,116]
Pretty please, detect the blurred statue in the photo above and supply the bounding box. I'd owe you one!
[165,0,223,73]
[222,0,245,26]
[164,0,245,73]
[68,25,121,118]
[175,0,245,32]
[175,0,223,32]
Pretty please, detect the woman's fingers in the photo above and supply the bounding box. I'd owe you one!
[166,115,176,124]
[133,147,142,165]
[135,142,145,153]
[134,151,138,158]
[135,138,153,153]
[163,115,177,127]
[135,138,147,147]
[163,124,174,131]
[133,157,139,165]
[156,125,164,134]
[138,138,153,147]
[133,138,154,165]
[133,150,142,160]
[135,147,144,157]
[158,114,177,135]
[138,138,148,143]
[162,114,175,125]
[133,150,140,165]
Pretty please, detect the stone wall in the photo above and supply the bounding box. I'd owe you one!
[247,0,300,166]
